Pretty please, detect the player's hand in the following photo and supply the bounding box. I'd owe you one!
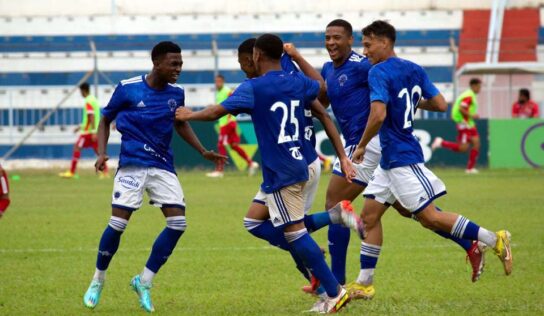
[175,107,193,121]
[352,146,366,164]
[283,43,300,59]
[202,150,228,164]
[95,154,109,172]
[339,156,356,183]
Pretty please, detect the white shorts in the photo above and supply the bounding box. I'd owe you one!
[363,163,446,213]
[253,158,320,215]
[332,135,381,186]
[254,182,306,227]
[112,167,185,211]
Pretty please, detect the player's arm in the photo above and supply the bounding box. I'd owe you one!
[310,99,355,181]
[417,94,447,112]
[175,105,228,122]
[353,101,386,164]
[284,44,325,94]
[174,119,228,163]
[95,115,112,172]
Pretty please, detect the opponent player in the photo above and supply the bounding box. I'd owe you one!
[59,82,108,178]
[0,164,10,218]
[431,78,482,174]
[349,20,512,295]
[176,34,356,313]
[82,41,226,312]
[207,74,259,177]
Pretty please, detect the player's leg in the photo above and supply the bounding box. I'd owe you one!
[0,167,10,218]
[207,131,226,177]
[60,136,85,178]
[83,167,145,309]
[432,127,470,153]
[466,133,480,173]
[274,183,351,313]
[132,168,187,312]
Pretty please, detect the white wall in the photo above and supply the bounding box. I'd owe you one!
[1,0,543,18]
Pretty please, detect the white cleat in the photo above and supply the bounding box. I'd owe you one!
[465,168,479,174]
[308,287,351,313]
[431,137,443,151]
[206,171,224,178]
[248,161,259,176]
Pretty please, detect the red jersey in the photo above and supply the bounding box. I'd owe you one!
[512,100,539,118]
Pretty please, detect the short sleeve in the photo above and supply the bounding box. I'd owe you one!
[419,67,440,99]
[220,80,255,114]
[102,83,127,120]
[369,67,390,105]
[85,103,94,114]
[281,54,299,73]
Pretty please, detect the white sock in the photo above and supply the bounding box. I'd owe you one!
[478,228,497,248]
[356,269,374,285]
[93,268,106,281]
[141,267,156,285]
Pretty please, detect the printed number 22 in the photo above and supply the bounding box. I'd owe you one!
[270,100,300,144]
[398,85,422,129]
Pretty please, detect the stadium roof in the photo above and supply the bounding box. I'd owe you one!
[456,62,544,76]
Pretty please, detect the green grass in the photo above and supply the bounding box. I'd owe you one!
[0,168,543,315]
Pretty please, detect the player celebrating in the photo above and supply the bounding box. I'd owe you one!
[176,34,358,313]
[349,20,512,295]
[0,164,10,218]
[207,74,259,178]
[431,78,482,174]
[59,82,108,179]
[82,41,226,312]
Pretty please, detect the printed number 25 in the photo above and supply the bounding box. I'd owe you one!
[271,100,300,144]
[398,85,422,129]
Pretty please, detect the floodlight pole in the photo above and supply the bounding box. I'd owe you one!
[90,40,99,98]
[212,39,219,77]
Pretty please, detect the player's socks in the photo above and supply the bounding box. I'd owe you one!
[0,198,10,215]
[244,217,290,250]
[96,216,128,271]
[70,150,81,173]
[304,212,332,233]
[231,144,252,165]
[467,149,479,170]
[286,228,339,298]
[357,242,380,285]
[328,224,350,285]
[93,269,106,281]
[431,206,472,251]
[451,215,497,247]
[441,140,460,152]
[144,216,186,282]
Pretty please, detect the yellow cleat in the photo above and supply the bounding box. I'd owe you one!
[58,171,75,178]
[346,281,375,300]
[493,230,513,276]
[99,172,111,180]
[323,157,332,172]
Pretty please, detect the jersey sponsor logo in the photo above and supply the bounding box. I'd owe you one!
[144,144,167,162]
[304,126,313,141]
[168,99,177,112]
[289,146,303,160]
[338,74,348,87]
[137,101,146,108]
[349,54,364,62]
[118,176,140,189]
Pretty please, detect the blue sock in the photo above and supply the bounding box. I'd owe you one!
[96,216,127,270]
[357,242,381,285]
[328,224,350,285]
[304,212,332,233]
[432,207,472,251]
[145,217,186,273]
[244,218,290,250]
[450,215,480,241]
[286,229,339,298]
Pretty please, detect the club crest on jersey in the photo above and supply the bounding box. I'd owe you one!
[338,74,348,87]
[168,99,177,112]
[289,146,303,160]
[118,176,140,189]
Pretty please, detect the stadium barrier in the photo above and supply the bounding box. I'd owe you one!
[489,119,544,168]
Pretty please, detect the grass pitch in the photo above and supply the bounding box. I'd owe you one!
[0,167,543,315]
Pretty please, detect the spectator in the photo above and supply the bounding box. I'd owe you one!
[512,88,539,118]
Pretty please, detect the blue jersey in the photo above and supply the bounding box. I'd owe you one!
[281,54,318,164]
[321,52,371,146]
[221,70,319,193]
[102,75,184,173]
[369,57,440,169]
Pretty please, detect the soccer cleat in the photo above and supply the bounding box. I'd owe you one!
[99,172,111,179]
[205,171,224,178]
[346,281,375,300]
[323,157,332,172]
[333,200,365,240]
[465,168,479,174]
[130,275,155,313]
[466,241,487,282]
[248,161,259,176]
[493,230,513,276]
[83,279,104,309]
[59,170,75,178]
[308,287,350,313]
[431,137,443,151]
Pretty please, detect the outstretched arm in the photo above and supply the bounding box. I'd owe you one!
[310,100,354,182]
[176,105,229,122]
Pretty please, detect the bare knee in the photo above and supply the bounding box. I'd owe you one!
[416,212,441,230]
[458,143,470,152]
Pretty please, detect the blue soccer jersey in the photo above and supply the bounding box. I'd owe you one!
[221,70,319,193]
[280,54,319,164]
[321,52,372,146]
[369,57,440,169]
[102,75,184,173]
